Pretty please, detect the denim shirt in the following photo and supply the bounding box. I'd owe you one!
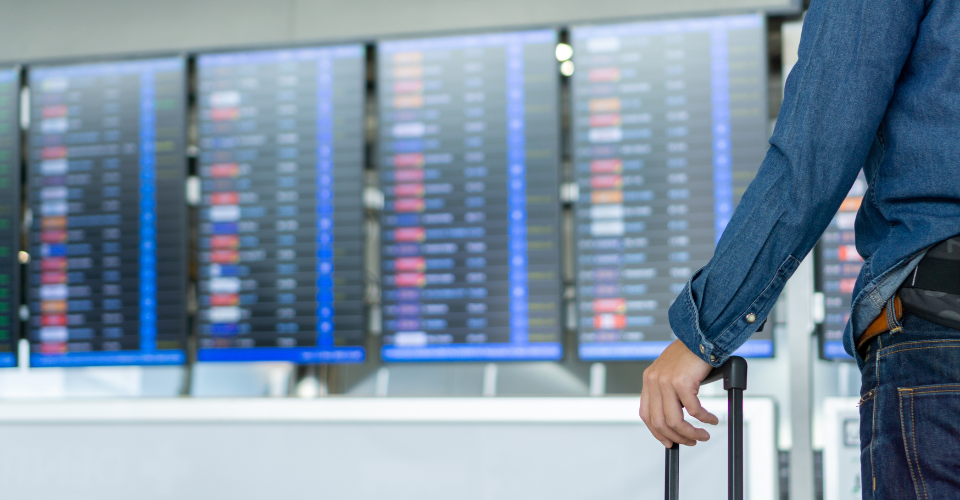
[669,0,960,368]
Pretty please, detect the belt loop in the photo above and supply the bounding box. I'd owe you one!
[886,295,903,335]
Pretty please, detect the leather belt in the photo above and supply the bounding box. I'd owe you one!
[856,295,903,356]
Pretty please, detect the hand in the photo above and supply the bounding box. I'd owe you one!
[640,340,719,447]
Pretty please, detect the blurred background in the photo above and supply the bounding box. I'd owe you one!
[0,1,863,499]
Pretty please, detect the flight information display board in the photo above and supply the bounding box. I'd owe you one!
[0,68,19,368]
[571,14,773,360]
[26,58,188,367]
[817,173,866,361]
[195,46,366,364]
[378,30,564,362]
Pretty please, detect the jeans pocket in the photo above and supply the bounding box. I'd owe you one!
[898,384,960,500]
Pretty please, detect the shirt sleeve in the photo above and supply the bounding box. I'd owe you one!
[668,0,926,367]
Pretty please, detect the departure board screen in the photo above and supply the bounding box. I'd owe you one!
[27,58,188,367]
[571,14,773,360]
[195,46,366,364]
[817,173,866,361]
[0,68,19,368]
[378,30,564,362]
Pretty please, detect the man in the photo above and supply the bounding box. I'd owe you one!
[639,0,960,497]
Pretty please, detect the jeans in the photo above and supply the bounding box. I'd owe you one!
[859,313,960,499]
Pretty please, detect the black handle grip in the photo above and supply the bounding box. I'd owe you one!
[701,355,748,390]
[663,356,747,500]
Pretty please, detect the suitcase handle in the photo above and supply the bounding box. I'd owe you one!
[664,356,747,500]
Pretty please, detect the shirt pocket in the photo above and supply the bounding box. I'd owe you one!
[898,384,960,499]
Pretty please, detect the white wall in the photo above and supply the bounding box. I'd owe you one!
[0,0,798,62]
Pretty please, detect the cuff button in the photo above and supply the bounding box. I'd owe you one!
[710,355,716,362]
[699,344,705,354]
[746,313,757,324]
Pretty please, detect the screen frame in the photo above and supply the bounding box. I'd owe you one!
[376,28,566,363]
[192,43,370,365]
[568,11,775,362]
[813,239,855,362]
[0,66,22,368]
[811,170,868,363]
[24,55,190,367]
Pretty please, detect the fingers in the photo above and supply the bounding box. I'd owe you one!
[661,383,710,443]
[640,341,720,448]
[641,374,674,447]
[644,372,696,447]
[678,388,719,427]
[639,382,648,419]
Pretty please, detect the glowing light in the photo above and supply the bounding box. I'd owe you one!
[555,43,573,62]
[560,60,575,77]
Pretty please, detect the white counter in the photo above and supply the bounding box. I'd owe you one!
[0,397,776,500]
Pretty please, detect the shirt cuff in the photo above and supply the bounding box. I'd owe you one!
[668,270,728,368]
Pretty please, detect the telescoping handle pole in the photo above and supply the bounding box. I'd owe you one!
[665,442,679,500]
[662,356,748,500]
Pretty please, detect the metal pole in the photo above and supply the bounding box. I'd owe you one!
[729,387,744,500]
[788,258,816,500]
[665,443,679,500]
